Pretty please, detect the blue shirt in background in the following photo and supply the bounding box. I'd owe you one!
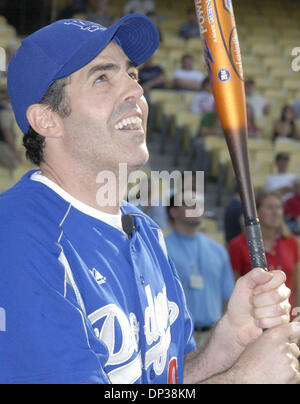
[165,231,235,328]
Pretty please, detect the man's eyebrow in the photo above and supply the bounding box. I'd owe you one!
[127,60,137,69]
[87,60,137,79]
[87,63,119,79]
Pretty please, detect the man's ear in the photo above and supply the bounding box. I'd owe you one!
[26,104,62,138]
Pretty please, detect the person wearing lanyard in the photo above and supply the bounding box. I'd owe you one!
[228,190,300,309]
[165,189,235,349]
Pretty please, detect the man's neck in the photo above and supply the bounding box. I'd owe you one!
[40,162,128,215]
[173,222,200,237]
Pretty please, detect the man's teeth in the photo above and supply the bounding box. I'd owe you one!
[115,117,142,130]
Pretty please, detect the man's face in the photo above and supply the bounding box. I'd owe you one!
[171,190,204,227]
[258,195,283,229]
[182,56,194,71]
[276,158,289,173]
[59,41,149,173]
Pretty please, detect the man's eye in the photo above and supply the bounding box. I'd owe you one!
[95,74,107,83]
[129,72,139,80]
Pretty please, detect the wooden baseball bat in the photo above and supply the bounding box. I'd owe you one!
[194,0,267,271]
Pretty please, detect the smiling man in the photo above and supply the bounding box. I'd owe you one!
[0,15,299,385]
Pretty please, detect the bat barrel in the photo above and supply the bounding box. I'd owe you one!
[194,0,268,271]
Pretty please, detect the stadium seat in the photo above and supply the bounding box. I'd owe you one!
[150,89,181,105]
[186,38,202,52]
[282,78,300,93]
[175,110,200,138]
[264,88,289,104]
[251,43,277,57]
[274,139,300,155]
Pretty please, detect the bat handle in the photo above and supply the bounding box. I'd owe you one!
[245,217,268,272]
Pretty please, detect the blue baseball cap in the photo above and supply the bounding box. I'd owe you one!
[7,14,160,134]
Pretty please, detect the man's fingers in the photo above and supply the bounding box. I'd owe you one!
[242,267,273,290]
[255,314,290,329]
[252,301,291,320]
[289,343,300,359]
[286,322,300,343]
[252,284,291,308]
[266,322,300,343]
[253,270,287,295]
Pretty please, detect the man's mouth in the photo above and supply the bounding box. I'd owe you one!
[114,116,143,131]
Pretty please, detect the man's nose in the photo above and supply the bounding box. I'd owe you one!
[121,74,144,103]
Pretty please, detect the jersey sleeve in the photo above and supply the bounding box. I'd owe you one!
[168,257,197,355]
[0,227,109,384]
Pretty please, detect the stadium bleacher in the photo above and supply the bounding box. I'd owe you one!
[0,0,299,201]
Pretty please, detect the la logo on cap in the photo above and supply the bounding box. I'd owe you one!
[64,19,106,32]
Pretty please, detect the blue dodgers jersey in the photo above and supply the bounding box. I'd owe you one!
[0,171,195,384]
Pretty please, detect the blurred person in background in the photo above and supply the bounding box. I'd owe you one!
[57,0,87,20]
[138,56,166,96]
[166,189,235,349]
[179,7,200,39]
[5,39,19,69]
[228,190,300,308]
[173,54,205,92]
[198,104,222,137]
[188,105,221,170]
[86,0,112,27]
[191,76,215,115]
[265,152,296,201]
[245,78,271,120]
[123,0,155,15]
[224,188,243,245]
[293,99,300,119]
[247,104,262,138]
[0,87,21,176]
[273,105,299,142]
[284,177,300,235]
[135,175,169,232]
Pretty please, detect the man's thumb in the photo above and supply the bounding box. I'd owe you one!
[242,267,273,289]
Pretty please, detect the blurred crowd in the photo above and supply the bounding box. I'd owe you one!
[1,0,300,349]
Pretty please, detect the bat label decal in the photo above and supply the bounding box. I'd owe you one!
[217,67,232,83]
[195,0,208,35]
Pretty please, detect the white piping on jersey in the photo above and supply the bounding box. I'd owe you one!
[59,203,72,228]
[174,277,194,344]
[156,229,169,260]
[58,204,72,244]
[58,203,87,315]
[58,248,87,316]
